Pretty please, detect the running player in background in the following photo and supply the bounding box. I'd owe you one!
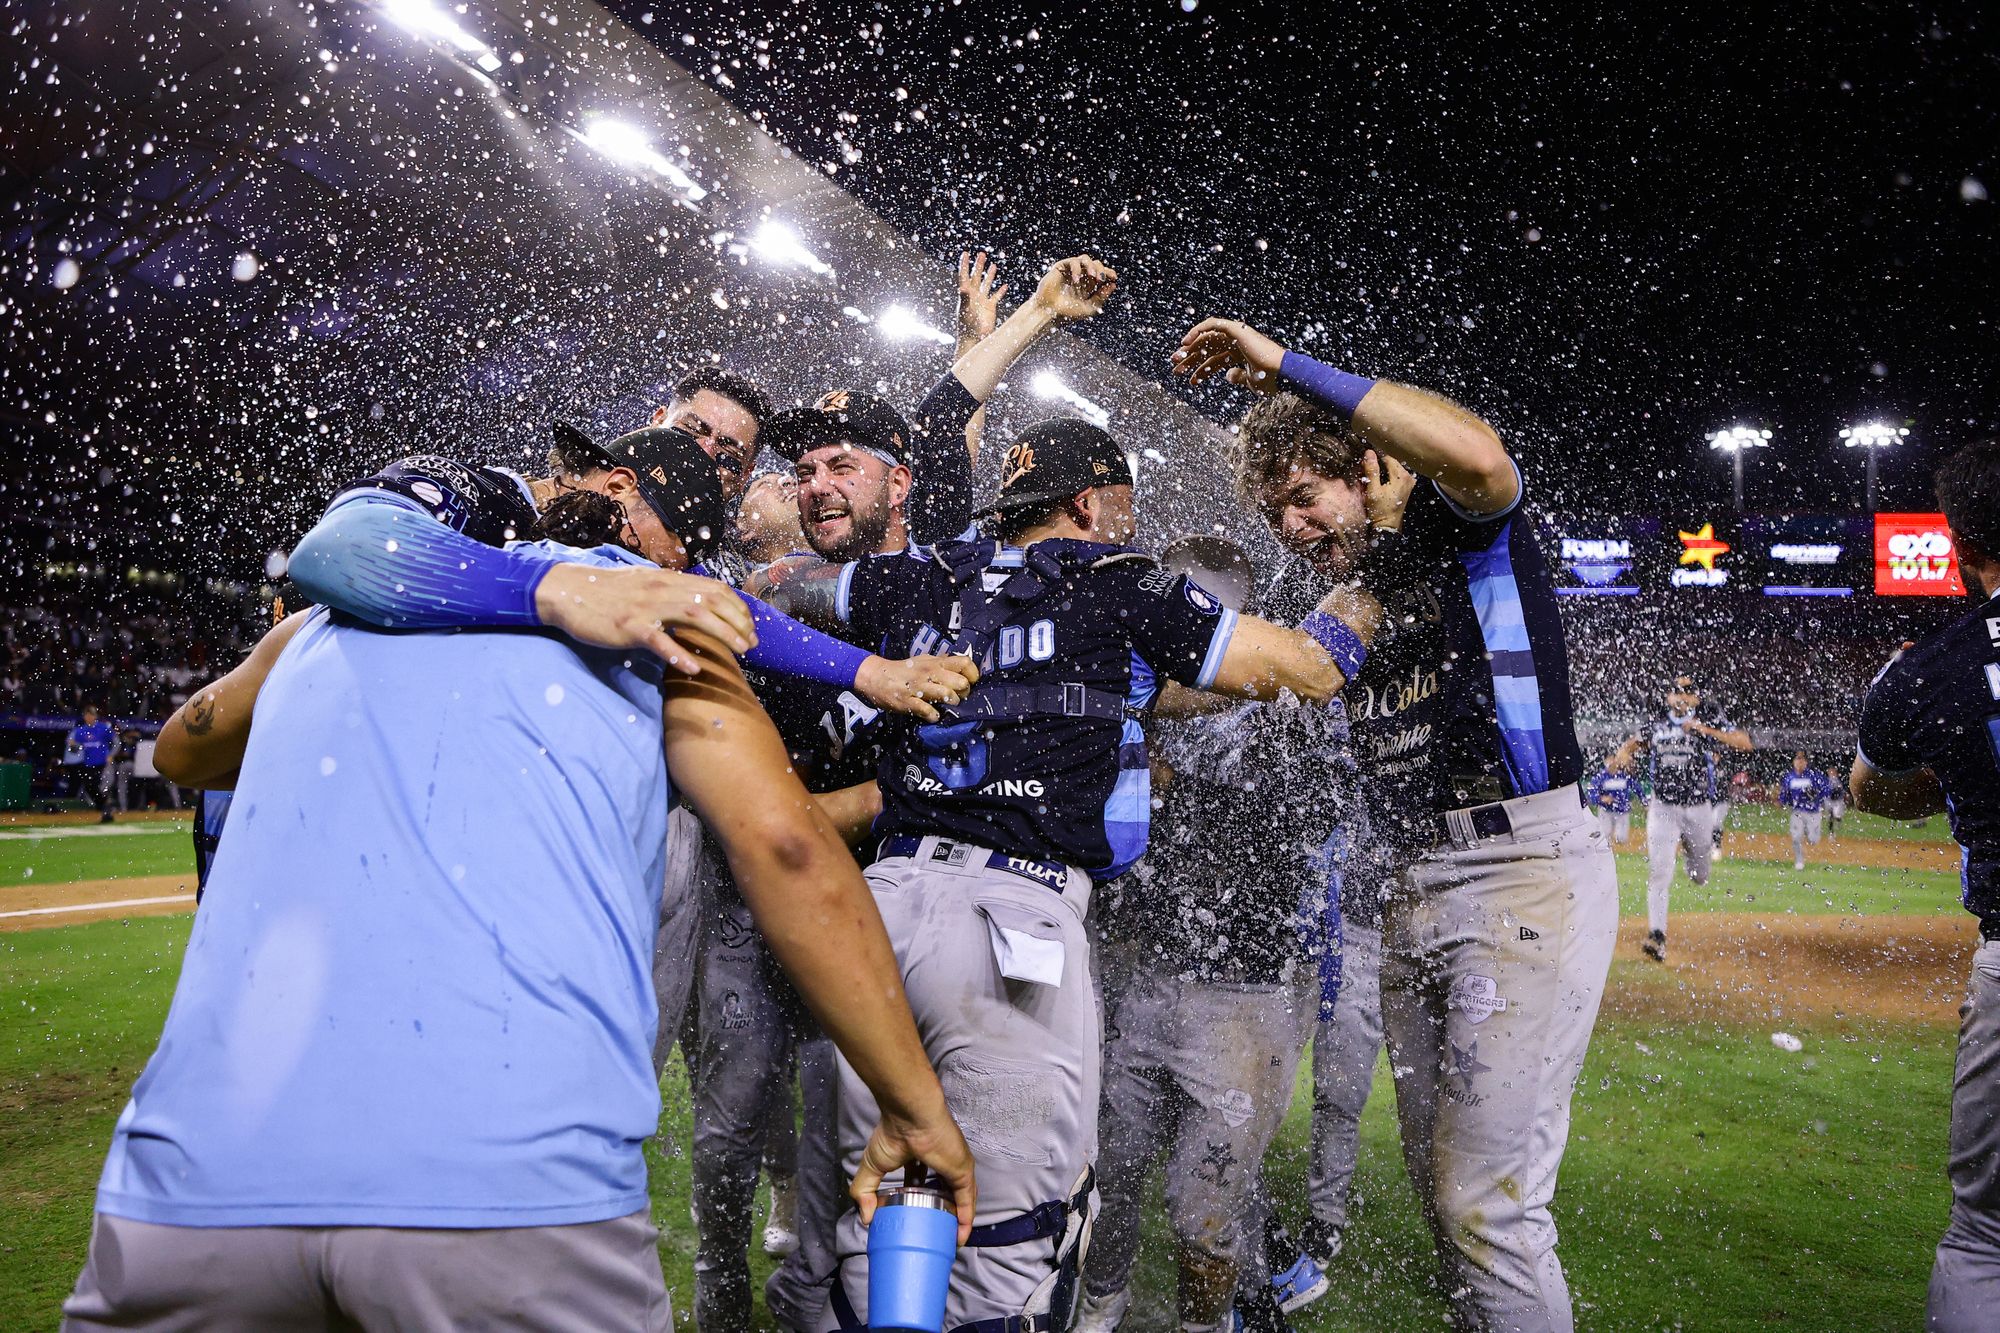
[1848,439,2000,1332]
[1585,752,1637,846]
[1776,751,1832,871]
[62,704,117,823]
[1824,763,1850,835]
[1612,675,1753,963]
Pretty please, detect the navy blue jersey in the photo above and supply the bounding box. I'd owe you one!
[1345,468,1583,849]
[1636,703,1736,805]
[835,539,1236,877]
[750,667,892,793]
[1857,590,2000,920]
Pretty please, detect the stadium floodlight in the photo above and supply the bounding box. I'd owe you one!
[748,221,835,278]
[875,305,954,346]
[1840,420,1909,511]
[1032,371,1111,429]
[1707,425,1771,510]
[380,0,504,71]
[578,117,707,202]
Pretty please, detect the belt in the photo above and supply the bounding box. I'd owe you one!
[877,834,1083,894]
[1431,782,1586,851]
[1981,917,2000,944]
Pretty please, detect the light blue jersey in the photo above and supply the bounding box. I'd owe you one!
[96,540,673,1229]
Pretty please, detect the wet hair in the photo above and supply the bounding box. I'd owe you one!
[1936,438,2000,562]
[1229,391,1369,502]
[546,432,604,479]
[674,365,773,428]
[535,489,638,553]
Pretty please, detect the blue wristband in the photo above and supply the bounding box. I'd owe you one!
[740,592,871,688]
[1280,350,1377,420]
[1301,611,1367,682]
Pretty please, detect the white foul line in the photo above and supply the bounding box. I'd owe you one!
[0,895,191,920]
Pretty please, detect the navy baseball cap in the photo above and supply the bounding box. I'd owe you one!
[554,422,726,565]
[760,388,915,469]
[988,417,1133,514]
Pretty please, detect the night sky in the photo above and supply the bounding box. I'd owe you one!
[620,0,1999,515]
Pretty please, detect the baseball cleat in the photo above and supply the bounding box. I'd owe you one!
[761,1175,799,1257]
[1299,1218,1345,1268]
[1642,929,1667,962]
[1073,1286,1131,1333]
[1270,1250,1330,1313]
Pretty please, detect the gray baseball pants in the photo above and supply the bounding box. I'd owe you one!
[766,1033,844,1332]
[650,803,708,1073]
[1788,808,1823,860]
[1928,938,2000,1331]
[1378,787,1617,1333]
[817,837,1099,1333]
[62,1209,671,1332]
[1307,918,1384,1237]
[1644,800,1715,937]
[686,843,806,1333]
[1083,952,1314,1324]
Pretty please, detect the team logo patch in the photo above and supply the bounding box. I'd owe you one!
[1183,580,1222,615]
[1216,1088,1256,1129]
[1003,442,1036,486]
[1449,974,1510,1025]
[408,479,445,506]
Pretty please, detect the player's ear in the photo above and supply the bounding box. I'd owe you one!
[604,466,641,501]
[887,464,913,509]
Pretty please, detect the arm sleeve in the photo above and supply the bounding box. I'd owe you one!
[1116,568,1239,690]
[738,591,870,687]
[289,492,556,629]
[903,373,981,545]
[1856,658,1924,774]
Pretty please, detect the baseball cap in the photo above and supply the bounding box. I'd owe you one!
[553,422,726,565]
[760,389,914,469]
[988,417,1133,514]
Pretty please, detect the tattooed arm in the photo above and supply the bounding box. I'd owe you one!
[154,612,312,789]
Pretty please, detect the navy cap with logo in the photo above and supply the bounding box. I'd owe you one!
[760,389,915,469]
[554,422,726,565]
[988,417,1133,514]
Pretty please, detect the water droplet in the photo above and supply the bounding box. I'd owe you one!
[320,756,338,776]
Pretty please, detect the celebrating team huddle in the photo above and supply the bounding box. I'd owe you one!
[55,253,2000,1333]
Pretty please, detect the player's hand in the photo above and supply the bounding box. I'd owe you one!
[1030,255,1118,323]
[1172,317,1286,393]
[957,250,1007,341]
[855,653,980,723]
[852,1106,978,1245]
[1362,449,1417,533]
[534,562,756,675]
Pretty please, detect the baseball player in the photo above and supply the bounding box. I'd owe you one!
[765,414,1381,1333]
[1849,439,2000,1333]
[1823,764,1849,834]
[62,704,118,822]
[1776,751,1832,870]
[70,428,977,1331]
[1584,753,1637,845]
[1177,315,1617,1333]
[680,256,1120,1333]
[1075,530,1397,1333]
[1610,675,1753,963]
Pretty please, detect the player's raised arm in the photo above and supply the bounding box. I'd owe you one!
[659,629,976,1241]
[1173,316,1517,515]
[154,612,312,789]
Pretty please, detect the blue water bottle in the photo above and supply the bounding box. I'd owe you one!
[867,1170,957,1333]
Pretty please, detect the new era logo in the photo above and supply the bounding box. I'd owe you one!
[1519,926,1540,941]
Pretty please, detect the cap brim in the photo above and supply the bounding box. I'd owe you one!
[554,422,622,474]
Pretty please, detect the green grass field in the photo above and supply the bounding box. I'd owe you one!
[0,819,1965,1330]
[0,820,193,887]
